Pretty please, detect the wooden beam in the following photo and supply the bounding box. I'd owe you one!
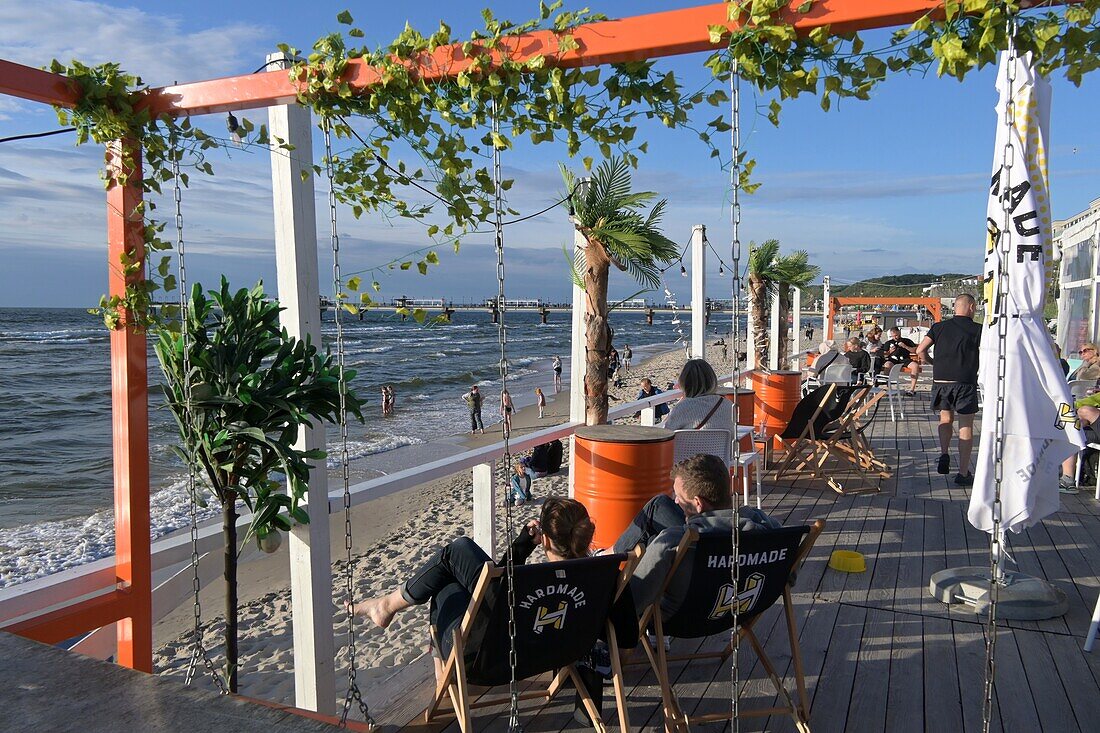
[267,52,336,714]
[106,138,153,672]
[691,224,706,360]
[0,59,80,107]
[5,589,131,645]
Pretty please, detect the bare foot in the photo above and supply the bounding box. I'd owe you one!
[351,594,402,628]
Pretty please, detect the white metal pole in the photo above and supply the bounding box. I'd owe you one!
[267,51,336,714]
[822,275,831,340]
[792,287,802,370]
[769,290,780,371]
[568,227,587,495]
[691,225,706,360]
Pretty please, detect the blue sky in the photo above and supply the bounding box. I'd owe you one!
[1,0,1098,307]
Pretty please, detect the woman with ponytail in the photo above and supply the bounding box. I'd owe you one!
[352,497,596,632]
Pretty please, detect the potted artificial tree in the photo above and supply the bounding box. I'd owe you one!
[562,156,679,425]
[156,278,363,692]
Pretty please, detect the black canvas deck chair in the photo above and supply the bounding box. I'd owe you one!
[638,522,825,733]
[425,550,640,732]
[773,384,890,494]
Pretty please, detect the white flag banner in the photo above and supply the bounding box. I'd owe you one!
[968,51,1086,536]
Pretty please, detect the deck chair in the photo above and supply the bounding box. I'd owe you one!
[773,385,889,494]
[425,550,639,732]
[638,521,825,732]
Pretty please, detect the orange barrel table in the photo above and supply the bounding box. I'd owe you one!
[573,424,674,549]
[752,370,802,451]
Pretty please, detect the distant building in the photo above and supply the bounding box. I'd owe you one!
[1055,196,1100,356]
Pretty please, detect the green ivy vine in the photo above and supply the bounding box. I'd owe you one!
[49,60,276,330]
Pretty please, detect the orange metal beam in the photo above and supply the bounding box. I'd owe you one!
[106,139,153,672]
[4,1,1048,116]
[0,59,81,107]
[4,590,131,645]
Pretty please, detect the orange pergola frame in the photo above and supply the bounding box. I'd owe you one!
[827,296,942,339]
[0,0,1029,674]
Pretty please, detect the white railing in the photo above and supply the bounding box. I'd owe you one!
[0,380,724,639]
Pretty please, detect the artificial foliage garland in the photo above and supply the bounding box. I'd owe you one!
[48,1,1100,329]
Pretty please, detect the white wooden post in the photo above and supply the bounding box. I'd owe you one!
[472,462,497,554]
[792,287,802,370]
[690,224,706,360]
[746,305,756,370]
[822,275,831,340]
[568,227,587,496]
[769,290,780,371]
[640,406,657,426]
[267,51,335,715]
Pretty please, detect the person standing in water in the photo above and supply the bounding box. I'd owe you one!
[462,385,484,434]
[500,389,514,437]
[535,387,546,419]
[552,355,563,392]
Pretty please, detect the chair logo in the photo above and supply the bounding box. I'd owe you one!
[533,601,568,633]
[1056,402,1081,431]
[709,572,765,620]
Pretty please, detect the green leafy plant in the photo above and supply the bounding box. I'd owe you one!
[773,249,821,366]
[49,60,280,331]
[155,278,363,692]
[747,239,782,369]
[563,156,679,424]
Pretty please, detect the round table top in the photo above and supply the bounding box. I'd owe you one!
[714,387,754,396]
[575,424,675,443]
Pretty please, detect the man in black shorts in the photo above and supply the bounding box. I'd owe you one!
[916,294,983,485]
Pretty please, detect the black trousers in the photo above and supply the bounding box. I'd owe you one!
[402,537,491,658]
[611,493,685,553]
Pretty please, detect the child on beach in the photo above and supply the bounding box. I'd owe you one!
[535,387,546,419]
[500,389,514,436]
[508,461,533,506]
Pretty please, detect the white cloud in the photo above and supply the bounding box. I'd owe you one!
[0,1,271,86]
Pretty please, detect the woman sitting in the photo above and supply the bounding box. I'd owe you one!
[351,498,594,640]
[663,358,733,433]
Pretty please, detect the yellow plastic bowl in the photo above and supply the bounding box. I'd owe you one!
[829,550,866,573]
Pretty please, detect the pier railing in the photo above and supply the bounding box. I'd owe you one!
[0,376,741,661]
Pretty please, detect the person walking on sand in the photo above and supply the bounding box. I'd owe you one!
[916,293,982,486]
[500,389,514,436]
[535,387,546,419]
[552,355,562,392]
[623,344,632,369]
[462,385,484,434]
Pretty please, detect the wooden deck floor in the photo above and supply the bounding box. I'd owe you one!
[373,394,1100,732]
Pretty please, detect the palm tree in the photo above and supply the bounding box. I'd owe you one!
[774,250,821,367]
[747,239,783,369]
[563,157,679,425]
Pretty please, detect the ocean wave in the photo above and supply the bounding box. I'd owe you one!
[326,434,424,467]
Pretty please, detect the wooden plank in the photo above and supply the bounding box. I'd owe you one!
[951,619,988,733]
[883,613,924,733]
[922,615,962,731]
[769,599,841,733]
[1012,628,1079,732]
[1046,632,1100,731]
[844,607,892,733]
[804,603,866,731]
[987,626,1041,733]
[920,499,947,618]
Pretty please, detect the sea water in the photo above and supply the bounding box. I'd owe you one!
[0,306,722,586]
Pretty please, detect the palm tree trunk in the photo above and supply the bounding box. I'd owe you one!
[583,242,612,425]
[777,284,792,368]
[223,499,238,693]
[748,274,769,370]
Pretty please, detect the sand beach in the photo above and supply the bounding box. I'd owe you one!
[151,340,739,705]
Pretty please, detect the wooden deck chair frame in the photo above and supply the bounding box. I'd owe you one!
[774,386,890,494]
[423,548,641,732]
[637,520,825,733]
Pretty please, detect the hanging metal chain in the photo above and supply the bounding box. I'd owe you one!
[982,18,1017,733]
[490,99,523,733]
[728,63,743,733]
[325,120,375,730]
[171,136,229,695]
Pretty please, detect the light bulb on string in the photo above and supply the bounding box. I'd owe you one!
[719,264,725,276]
[679,263,687,277]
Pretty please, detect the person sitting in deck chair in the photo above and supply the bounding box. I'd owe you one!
[612,453,780,618]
